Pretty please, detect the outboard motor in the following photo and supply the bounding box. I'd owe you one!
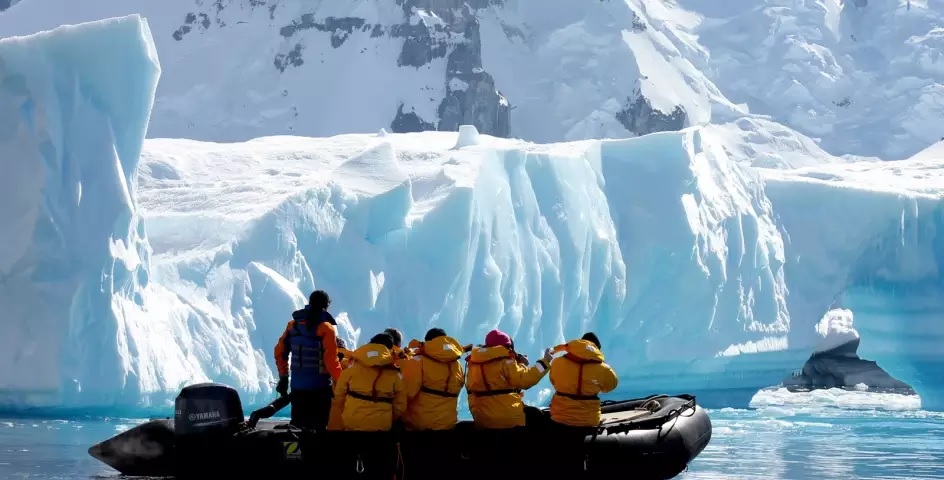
[174,383,245,476]
[175,382,244,435]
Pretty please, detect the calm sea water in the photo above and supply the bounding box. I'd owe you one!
[1,388,941,479]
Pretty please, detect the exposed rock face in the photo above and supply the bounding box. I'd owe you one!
[782,338,916,394]
[170,0,510,138]
[616,92,687,137]
[392,0,510,137]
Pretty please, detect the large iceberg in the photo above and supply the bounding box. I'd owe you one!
[0,15,160,411]
[135,127,944,413]
[1,15,943,416]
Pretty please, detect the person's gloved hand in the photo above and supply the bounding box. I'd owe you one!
[516,353,530,366]
[541,348,554,365]
[276,375,289,397]
[247,411,262,429]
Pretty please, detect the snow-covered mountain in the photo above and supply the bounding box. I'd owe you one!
[678,0,944,160]
[2,0,938,163]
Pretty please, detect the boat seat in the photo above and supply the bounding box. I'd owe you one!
[600,408,653,425]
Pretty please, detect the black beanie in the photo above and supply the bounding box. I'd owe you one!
[424,328,447,342]
[383,328,403,347]
[370,333,395,350]
[581,332,601,349]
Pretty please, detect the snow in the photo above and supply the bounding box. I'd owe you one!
[0,0,447,142]
[453,124,479,149]
[673,0,944,159]
[813,309,860,354]
[702,117,876,169]
[0,0,915,166]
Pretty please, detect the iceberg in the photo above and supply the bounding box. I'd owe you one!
[1,16,943,416]
[0,14,160,412]
[136,125,943,413]
[763,159,944,408]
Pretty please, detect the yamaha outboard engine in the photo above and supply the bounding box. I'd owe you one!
[174,383,245,476]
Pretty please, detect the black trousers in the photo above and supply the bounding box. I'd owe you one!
[289,388,333,431]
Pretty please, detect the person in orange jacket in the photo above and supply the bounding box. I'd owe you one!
[273,290,342,431]
[548,332,619,428]
[465,329,553,429]
[327,332,407,431]
[401,328,470,430]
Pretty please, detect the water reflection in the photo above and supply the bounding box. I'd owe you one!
[1,390,943,480]
[680,407,944,480]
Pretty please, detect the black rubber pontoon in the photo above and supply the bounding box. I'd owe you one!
[89,382,711,479]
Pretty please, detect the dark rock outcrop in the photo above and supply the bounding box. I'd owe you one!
[171,0,511,138]
[782,338,916,394]
[435,8,510,137]
[390,0,510,137]
[616,93,687,137]
[391,104,435,133]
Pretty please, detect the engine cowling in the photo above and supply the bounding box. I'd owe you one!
[174,382,244,437]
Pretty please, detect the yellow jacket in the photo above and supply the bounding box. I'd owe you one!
[327,342,407,431]
[465,345,549,429]
[392,344,414,368]
[401,336,465,430]
[548,339,619,427]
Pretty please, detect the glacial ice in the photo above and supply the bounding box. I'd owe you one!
[0,14,160,411]
[135,127,944,412]
[1,15,943,417]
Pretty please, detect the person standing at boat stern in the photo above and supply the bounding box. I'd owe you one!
[401,328,468,430]
[273,290,343,431]
[548,332,619,428]
[327,332,407,431]
[465,329,554,429]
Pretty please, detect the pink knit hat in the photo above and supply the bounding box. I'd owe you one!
[485,329,512,348]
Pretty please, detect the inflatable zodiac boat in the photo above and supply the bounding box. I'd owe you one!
[89,382,711,479]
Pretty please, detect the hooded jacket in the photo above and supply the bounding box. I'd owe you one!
[401,336,466,430]
[327,342,407,431]
[465,345,549,429]
[548,339,619,427]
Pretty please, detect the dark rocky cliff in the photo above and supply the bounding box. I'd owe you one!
[171,0,510,138]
